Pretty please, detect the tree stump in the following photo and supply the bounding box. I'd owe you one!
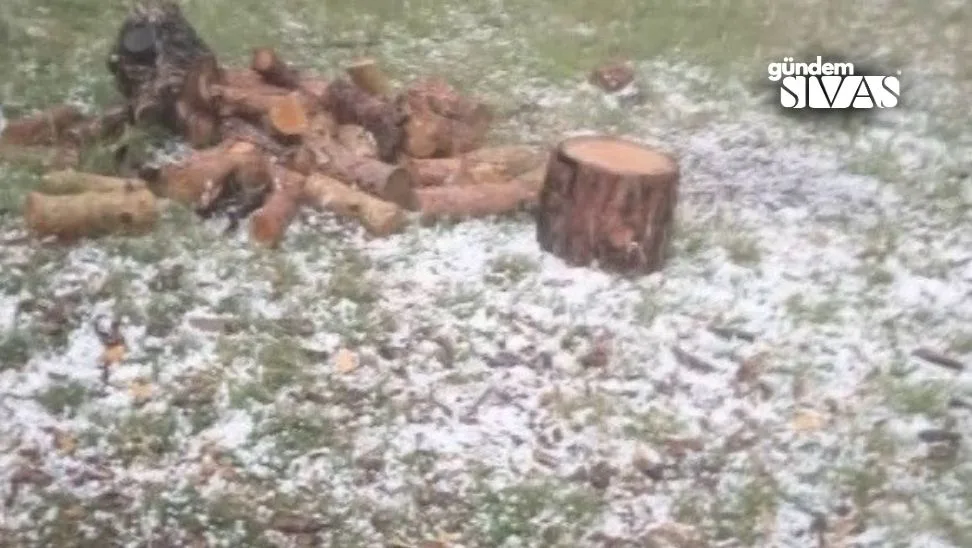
[107,0,215,130]
[535,135,678,275]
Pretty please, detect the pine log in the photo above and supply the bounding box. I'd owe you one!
[224,68,267,88]
[291,137,416,209]
[324,78,406,163]
[181,54,224,113]
[251,47,300,89]
[152,140,263,205]
[405,145,546,187]
[107,0,215,130]
[248,48,330,112]
[345,57,392,97]
[265,91,309,141]
[196,146,273,216]
[415,179,539,224]
[219,117,290,158]
[535,135,678,274]
[249,167,306,247]
[401,77,492,158]
[24,187,159,240]
[302,173,406,236]
[62,105,131,147]
[309,112,339,139]
[38,170,148,195]
[212,85,311,142]
[0,105,87,146]
[175,99,219,148]
[335,124,378,158]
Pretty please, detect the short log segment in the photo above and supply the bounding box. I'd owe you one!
[302,173,406,237]
[535,135,678,275]
[24,187,159,240]
[38,170,148,195]
[249,167,305,248]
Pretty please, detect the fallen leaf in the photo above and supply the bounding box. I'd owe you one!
[53,430,77,455]
[335,348,358,373]
[101,343,126,366]
[63,504,85,521]
[791,408,826,432]
[128,379,153,404]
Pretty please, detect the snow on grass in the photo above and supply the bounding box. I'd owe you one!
[1,0,972,546]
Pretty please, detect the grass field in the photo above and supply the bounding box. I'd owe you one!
[1,0,971,546]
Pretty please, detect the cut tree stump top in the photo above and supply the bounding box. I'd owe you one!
[560,135,676,177]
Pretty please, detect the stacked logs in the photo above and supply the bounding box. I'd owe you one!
[1,1,549,247]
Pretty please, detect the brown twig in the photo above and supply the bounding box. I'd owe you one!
[707,325,757,342]
[911,348,965,372]
[671,346,718,373]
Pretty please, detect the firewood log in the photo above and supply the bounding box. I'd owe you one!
[0,105,87,146]
[335,124,378,158]
[24,187,159,240]
[405,145,547,187]
[291,136,416,209]
[151,140,264,205]
[302,173,406,237]
[62,105,130,147]
[251,47,301,89]
[249,166,305,247]
[38,170,148,195]
[212,85,310,143]
[324,78,406,163]
[415,178,540,224]
[344,57,392,97]
[401,77,492,158]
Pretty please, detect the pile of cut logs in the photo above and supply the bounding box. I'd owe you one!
[3,0,681,277]
[0,0,548,247]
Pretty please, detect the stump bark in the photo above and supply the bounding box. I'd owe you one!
[107,0,215,130]
[535,135,678,274]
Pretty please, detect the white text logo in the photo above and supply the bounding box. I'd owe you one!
[767,56,900,109]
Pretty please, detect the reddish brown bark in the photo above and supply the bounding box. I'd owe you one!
[535,135,679,274]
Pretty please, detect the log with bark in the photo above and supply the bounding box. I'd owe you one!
[0,105,87,146]
[251,47,301,89]
[24,187,159,240]
[344,57,393,97]
[249,167,306,247]
[415,167,546,224]
[302,173,406,236]
[401,77,492,158]
[290,136,416,209]
[405,145,546,187]
[535,135,679,275]
[38,170,149,195]
[324,78,406,163]
[147,140,270,206]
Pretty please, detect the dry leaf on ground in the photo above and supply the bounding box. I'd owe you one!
[791,408,827,432]
[335,347,358,373]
